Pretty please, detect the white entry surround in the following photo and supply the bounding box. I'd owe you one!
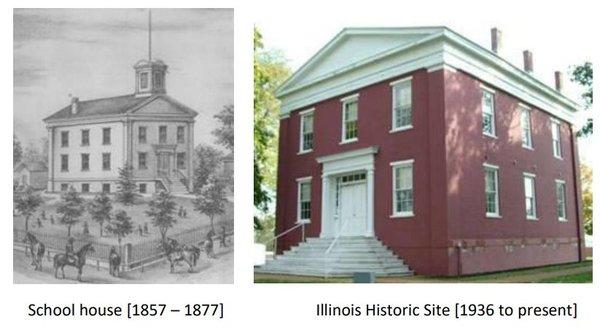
[317,146,378,238]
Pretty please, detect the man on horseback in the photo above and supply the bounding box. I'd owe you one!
[65,237,77,264]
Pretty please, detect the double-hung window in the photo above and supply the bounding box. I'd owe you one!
[138,126,147,144]
[484,164,500,217]
[341,95,358,143]
[555,180,567,221]
[391,77,412,131]
[297,177,312,223]
[520,105,533,148]
[102,153,111,171]
[523,173,537,220]
[299,109,314,153]
[81,129,89,146]
[61,131,69,147]
[102,128,111,145]
[482,88,496,137]
[81,153,89,171]
[159,126,167,144]
[391,159,414,217]
[177,126,185,144]
[551,119,562,158]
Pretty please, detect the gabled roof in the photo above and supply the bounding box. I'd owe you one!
[14,161,47,172]
[276,26,581,123]
[44,94,198,122]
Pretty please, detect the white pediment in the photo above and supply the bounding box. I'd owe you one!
[278,28,442,94]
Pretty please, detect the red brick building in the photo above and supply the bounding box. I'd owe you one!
[272,27,584,276]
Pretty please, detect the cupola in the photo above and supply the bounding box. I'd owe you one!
[134,9,168,97]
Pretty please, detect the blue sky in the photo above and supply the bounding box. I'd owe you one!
[14,8,233,151]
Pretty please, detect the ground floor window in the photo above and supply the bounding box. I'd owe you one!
[484,163,500,217]
[391,159,414,217]
[81,183,90,193]
[297,177,312,222]
[523,173,537,220]
[556,180,567,221]
[139,183,147,194]
[102,183,111,193]
[60,183,69,192]
[177,152,186,169]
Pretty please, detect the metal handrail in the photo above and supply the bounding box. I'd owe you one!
[325,216,350,254]
[268,222,306,258]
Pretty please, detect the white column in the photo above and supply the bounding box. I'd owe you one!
[366,168,375,237]
[320,174,329,238]
[47,127,54,192]
[188,121,194,191]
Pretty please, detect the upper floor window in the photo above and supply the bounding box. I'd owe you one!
[556,180,567,221]
[102,128,111,145]
[341,95,358,143]
[299,109,314,153]
[138,126,147,144]
[523,173,537,220]
[140,72,149,90]
[60,154,68,172]
[391,159,414,217]
[102,153,111,171]
[81,153,89,171]
[138,152,147,170]
[159,126,167,144]
[177,126,185,144]
[81,129,89,146]
[484,163,500,217]
[482,88,496,137]
[297,177,312,222]
[61,131,69,147]
[391,77,412,131]
[520,105,533,149]
[551,119,562,158]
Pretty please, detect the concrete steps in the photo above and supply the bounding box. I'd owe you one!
[169,179,189,194]
[256,236,413,277]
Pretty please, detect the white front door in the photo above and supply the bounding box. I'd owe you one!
[338,180,367,236]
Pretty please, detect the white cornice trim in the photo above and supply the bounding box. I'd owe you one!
[427,63,456,73]
[317,146,379,164]
[277,27,581,124]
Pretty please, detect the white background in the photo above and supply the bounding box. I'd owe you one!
[2,0,599,329]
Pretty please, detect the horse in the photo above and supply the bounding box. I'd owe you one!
[22,232,45,271]
[158,238,201,273]
[53,243,95,281]
[108,247,121,277]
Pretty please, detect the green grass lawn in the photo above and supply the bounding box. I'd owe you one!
[255,260,592,283]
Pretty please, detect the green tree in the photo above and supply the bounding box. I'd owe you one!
[570,62,593,137]
[106,210,133,247]
[146,190,177,243]
[56,188,85,237]
[213,104,234,151]
[194,175,227,231]
[87,192,112,237]
[13,135,22,165]
[193,144,224,194]
[115,163,139,205]
[580,162,592,235]
[14,185,43,232]
[254,27,291,230]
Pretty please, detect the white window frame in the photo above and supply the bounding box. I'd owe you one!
[296,176,312,223]
[520,104,533,149]
[551,118,562,159]
[523,172,538,220]
[555,179,567,222]
[483,163,501,218]
[390,159,414,218]
[390,77,413,132]
[298,108,315,154]
[340,94,359,144]
[481,86,497,138]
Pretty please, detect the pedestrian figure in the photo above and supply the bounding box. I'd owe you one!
[37,217,43,228]
[65,237,76,264]
[220,224,228,247]
[83,221,89,235]
[143,222,149,234]
[138,224,143,236]
[205,228,216,258]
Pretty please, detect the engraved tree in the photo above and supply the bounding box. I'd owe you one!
[145,190,177,243]
[14,185,43,232]
[194,175,227,232]
[116,163,140,205]
[87,192,112,237]
[56,188,85,237]
[105,210,133,247]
